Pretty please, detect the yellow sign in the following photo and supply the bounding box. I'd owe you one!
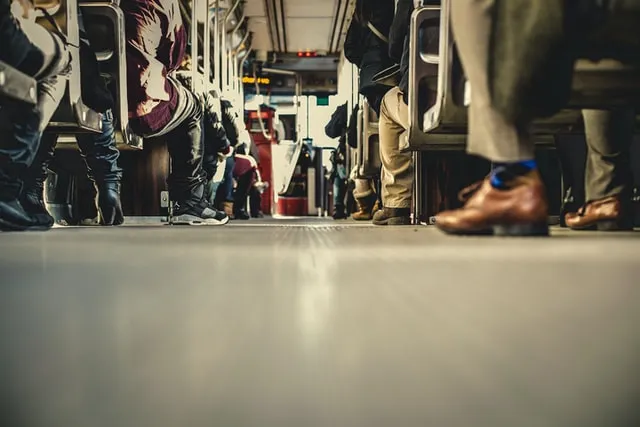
[242,76,271,85]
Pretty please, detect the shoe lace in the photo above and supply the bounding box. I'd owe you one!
[458,179,484,203]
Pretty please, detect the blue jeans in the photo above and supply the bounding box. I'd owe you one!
[333,164,347,208]
[217,155,236,202]
[76,110,122,183]
[0,101,42,199]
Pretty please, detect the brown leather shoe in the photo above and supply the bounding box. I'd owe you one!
[564,196,633,231]
[435,171,549,236]
[223,201,235,220]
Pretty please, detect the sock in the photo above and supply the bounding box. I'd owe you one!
[490,160,537,189]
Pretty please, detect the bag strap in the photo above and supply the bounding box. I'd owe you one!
[35,6,78,48]
[366,21,389,43]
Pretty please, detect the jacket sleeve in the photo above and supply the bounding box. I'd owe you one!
[324,103,348,139]
[221,100,241,146]
[343,18,363,66]
[202,92,231,152]
[388,0,414,63]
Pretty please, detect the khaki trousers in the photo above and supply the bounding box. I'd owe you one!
[379,87,412,208]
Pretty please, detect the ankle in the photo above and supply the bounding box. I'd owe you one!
[490,160,537,189]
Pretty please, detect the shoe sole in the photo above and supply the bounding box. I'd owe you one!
[0,217,52,232]
[373,216,412,226]
[170,214,230,226]
[569,219,633,232]
[437,222,548,237]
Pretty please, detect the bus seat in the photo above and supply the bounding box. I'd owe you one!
[0,61,38,106]
[360,99,381,178]
[80,1,143,149]
[407,4,467,151]
[35,0,103,134]
[356,98,381,179]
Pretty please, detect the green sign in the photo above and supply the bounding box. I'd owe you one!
[316,96,329,106]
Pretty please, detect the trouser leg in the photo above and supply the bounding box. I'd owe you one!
[76,110,122,184]
[353,178,374,199]
[451,0,533,162]
[0,101,41,200]
[21,76,67,199]
[164,89,206,205]
[582,109,634,201]
[234,170,252,212]
[76,110,123,225]
[379,87,412,208]
[218,155,235,203]
[333,164,347,207]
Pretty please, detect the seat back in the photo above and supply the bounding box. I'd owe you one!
[355,98,381,178]
[0,61,38,106]
[80,0,143,149]
[35,0,102,133]
[407,3,467,151]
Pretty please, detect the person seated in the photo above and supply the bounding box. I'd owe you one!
[324,102,349,220]
[22,11,125,228]
[343,0,396,221]
[436,0,638,236]
[121,0,228,225]
[0,0,71,231]
[174,63,234,211]
[563,109,635,231]
[215,99,259,219]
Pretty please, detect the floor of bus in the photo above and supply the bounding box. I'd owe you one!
[1,217,640,426]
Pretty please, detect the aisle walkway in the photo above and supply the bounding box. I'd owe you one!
[1,219,639,427]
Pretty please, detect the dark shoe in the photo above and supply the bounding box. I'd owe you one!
[234,209,251,220]
[435,171,549,236]
[172,200,229,226]
[20,187,55,228]
[95,182,124,226]
[0,199,52,231]
[372,207,411,226]
[565,196,633,231]
[332,205,348,220]
[352,193,379,221]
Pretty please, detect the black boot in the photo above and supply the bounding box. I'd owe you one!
[76,110,124,226]
[332,205,347,220]
[95,181,124,225]
[0,199,49,231]
[20,133,57,228]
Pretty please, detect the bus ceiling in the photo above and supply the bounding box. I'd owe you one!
[244,0,355,55]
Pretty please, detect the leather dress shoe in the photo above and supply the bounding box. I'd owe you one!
[435,171,549,236]
[565,196,633,231]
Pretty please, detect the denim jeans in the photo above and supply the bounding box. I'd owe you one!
[76,110,123,183]
[0,76,66,199]
[217,155,236,203]
[0,2,69,200]
[333,164,348,208]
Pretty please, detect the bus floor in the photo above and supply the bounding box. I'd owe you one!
[1,218,640,427]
